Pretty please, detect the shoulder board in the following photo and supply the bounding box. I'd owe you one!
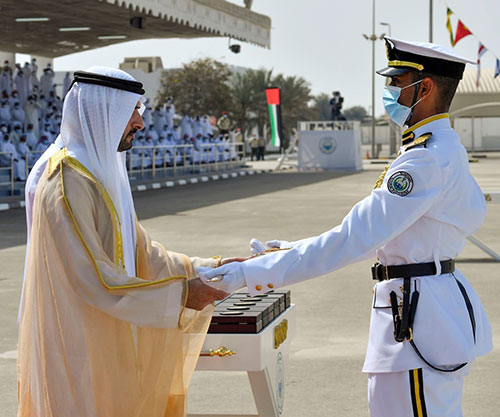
[47,148,69,177]
[404,132,432,151]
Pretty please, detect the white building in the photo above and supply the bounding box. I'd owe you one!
[450,69,500,151]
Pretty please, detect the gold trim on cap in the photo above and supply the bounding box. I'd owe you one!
[388,60,424,71]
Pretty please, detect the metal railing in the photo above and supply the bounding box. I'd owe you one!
[0,151,14,195]
[24,150,45,180]
[0,143,244,197]
[297,120,360,131]
[126,143,242,179]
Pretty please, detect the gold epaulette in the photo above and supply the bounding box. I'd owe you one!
[373,165,390,190]
[403,133,432,151]
[48,148,69,177]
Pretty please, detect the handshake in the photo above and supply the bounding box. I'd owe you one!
[186,238,294,310]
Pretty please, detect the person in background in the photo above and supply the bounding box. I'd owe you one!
[62,72,72,98]
[217,111,231,135]
[10,124,22,145]
[16,133,34,167]
[233,127,244,160]
[25,124,38,149]
[248,133,259,161]
[257,135,266,161]
[0,132,25,180]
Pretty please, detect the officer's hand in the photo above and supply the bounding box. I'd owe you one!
[185,278,228,311]
[250,238,294,255]
[249,238,267,255]
[265,239,294,250]
[197,264,246,294]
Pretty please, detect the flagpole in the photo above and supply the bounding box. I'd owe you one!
[371,0,376,159]
[362,0,382,158]
[429,0,433,42]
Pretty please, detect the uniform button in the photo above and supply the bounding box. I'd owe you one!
[255,285,262,291]
[267,283,274,289]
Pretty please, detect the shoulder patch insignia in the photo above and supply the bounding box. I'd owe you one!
[404,132,431,151]
[387,171,414,196]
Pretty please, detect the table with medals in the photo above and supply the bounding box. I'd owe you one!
[189,290,295,417]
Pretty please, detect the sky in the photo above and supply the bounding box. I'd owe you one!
[45,0,499,117]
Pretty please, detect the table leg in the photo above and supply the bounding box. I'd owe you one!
[247,368,279,417]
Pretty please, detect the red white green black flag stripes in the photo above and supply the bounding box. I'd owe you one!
[265,87,283,148]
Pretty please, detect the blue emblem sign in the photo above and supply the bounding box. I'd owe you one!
[387,171,414,196]
[319,136,337,154]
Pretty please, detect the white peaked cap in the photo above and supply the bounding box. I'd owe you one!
[385,37,476,65]
[378,37,476,79]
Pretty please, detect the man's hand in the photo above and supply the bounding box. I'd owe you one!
[185,278,228,311]
[220,256,250,265]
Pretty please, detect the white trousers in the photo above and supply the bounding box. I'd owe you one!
[368,365,471,417]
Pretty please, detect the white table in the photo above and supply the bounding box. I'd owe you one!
[189,305,296,417]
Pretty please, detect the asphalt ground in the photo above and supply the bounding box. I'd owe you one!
[0,156,499,416]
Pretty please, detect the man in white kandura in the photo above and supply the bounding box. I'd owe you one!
[18,67,229,417]
[199,38,492,417]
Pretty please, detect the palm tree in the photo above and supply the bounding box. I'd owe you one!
[310,93,331,121]
[231,68,315,150]
[247,68,274,138]
[231,71,254,140]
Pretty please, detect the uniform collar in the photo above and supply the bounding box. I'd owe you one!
[402,113,450,145]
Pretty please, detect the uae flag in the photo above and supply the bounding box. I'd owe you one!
[265,87,283,148]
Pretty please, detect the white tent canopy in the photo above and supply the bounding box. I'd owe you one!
[445,0,500,58]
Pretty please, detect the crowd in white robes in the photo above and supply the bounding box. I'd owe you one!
[0,60,240,182]
[0,61,61,179]
[129,101,237,170]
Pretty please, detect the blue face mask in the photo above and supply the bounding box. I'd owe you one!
[382,79,423,127]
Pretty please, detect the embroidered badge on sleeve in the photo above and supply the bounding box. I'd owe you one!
[387,171,414,196]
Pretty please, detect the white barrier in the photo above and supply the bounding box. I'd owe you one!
[298,129,363,171]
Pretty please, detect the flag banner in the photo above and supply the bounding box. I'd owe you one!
[445,5,500,81]
[265,87,283,148]
[446,8,455,46]
[454,20,472,45]
[476,43,487,88]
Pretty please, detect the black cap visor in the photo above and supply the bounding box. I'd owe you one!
[376,66,412,77]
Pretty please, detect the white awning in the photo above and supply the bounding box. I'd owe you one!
[0,0,271,58]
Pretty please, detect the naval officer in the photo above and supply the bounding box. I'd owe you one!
[199,37,493,417]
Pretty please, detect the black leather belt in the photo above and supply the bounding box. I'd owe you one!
[371,258,473,373]
[371,260,455,281]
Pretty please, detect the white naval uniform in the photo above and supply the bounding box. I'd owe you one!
[240,114,492,415]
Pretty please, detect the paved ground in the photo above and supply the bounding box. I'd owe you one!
[0,156,499,416]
